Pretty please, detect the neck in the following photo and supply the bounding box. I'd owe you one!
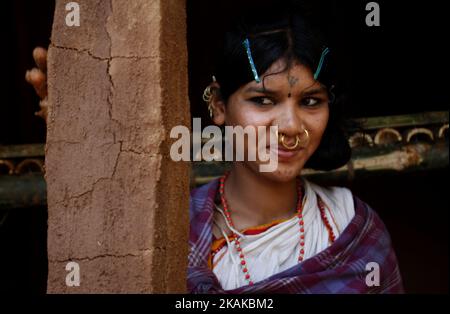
[223,163,299,229]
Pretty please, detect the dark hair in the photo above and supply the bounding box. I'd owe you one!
[213,4,351,171]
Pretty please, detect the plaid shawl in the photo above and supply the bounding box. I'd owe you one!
[188,177,404,294]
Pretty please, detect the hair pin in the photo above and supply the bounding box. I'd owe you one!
[314,47,330,80]
[242,38,261,83]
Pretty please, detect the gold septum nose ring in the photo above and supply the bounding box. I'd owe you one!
[276,129,310,150]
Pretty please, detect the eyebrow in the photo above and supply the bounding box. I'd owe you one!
[244,85,327,96]
[244,87,277,95]
[302,86,328,97]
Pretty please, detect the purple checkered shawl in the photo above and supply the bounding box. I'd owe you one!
[188,177,404,294]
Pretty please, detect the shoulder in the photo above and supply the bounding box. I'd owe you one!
[189,178,219,214]
[312,181,354,209]
[304,178,356,224]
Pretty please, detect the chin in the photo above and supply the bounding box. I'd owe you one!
[253,162,303,183]
[270,167,302,182]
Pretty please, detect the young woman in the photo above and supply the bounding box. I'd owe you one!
[26,4,403,294]
[188,7,403,293]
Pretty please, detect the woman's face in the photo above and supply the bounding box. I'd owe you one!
[214,59,330,182]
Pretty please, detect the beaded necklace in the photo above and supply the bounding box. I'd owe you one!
[218,172,336,286]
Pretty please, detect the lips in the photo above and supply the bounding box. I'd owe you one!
[266,144,303,160]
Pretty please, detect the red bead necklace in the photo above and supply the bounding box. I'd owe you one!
[318,197,336,243]
[218,172,338,286]
[219,172,306,286]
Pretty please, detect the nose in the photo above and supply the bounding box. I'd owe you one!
[274,102,304,139]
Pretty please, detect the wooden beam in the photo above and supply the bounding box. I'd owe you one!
[193,142,449,186]
[1,141,448,209]
[352,111,448,131]
[0,144,45,159]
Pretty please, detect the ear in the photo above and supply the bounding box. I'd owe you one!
[209,81,226,126]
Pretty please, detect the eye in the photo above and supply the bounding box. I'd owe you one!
[250,96,275,106]
[301,97,321,107]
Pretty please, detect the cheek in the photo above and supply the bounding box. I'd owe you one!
[226,100,271,127]
[317,115,329,136]
[224,95,247,125]
[308,109,329,143]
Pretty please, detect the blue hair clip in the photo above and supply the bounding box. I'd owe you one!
[314,47,330,80]
[243,38,261,83]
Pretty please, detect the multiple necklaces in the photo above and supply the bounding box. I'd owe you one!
[218,172,336,286]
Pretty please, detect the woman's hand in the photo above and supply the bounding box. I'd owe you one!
[25,47,49,123]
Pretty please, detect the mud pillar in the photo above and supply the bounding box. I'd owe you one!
[45,0,190,293]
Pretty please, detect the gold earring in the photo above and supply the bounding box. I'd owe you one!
[203,86,214,118]
[208,103,214,118]
[202,86,213,103]
[204,76,218,119]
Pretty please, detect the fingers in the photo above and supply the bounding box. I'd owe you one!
[25,68,47,99]
[35,99,49,123]
[33,47,47,73]
[25,46,50,124]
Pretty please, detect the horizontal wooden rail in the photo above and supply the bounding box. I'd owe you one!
[0,111,448,209]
